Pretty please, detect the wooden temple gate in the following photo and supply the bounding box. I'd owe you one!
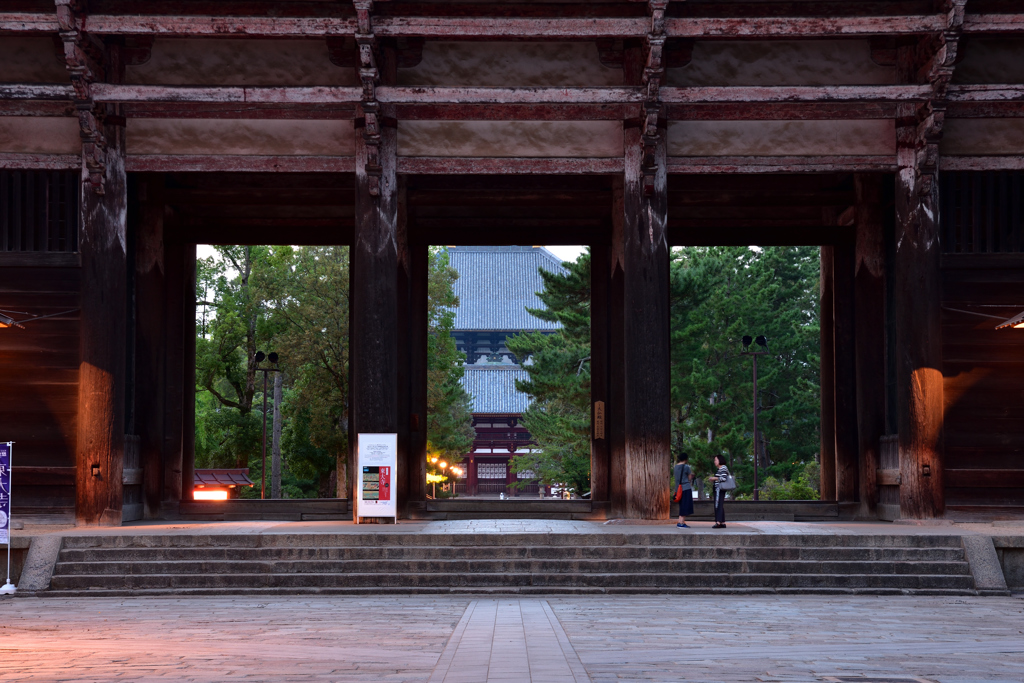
[2,0,1023,524]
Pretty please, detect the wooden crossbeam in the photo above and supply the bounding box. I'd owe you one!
[5,12,1024,38]
[12,83,1000,105]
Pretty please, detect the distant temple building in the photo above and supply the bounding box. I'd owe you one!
[448,246,565,497]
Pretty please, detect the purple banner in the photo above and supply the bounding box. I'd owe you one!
[0,443,9,544]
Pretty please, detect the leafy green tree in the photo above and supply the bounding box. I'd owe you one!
[506,251,592,494]
[427,248,474,481]
[669,246,821,497]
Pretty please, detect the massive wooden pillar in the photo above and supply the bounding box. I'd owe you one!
[608,184,628,516]
[134,176,167,517]
[590,243,611,505]
[833,241,859,503]
[620,124,671,519]
[406,240,429,507]
[350,37,401,508]
[854,175,887,517]
[891,38,948,519]
[819,247,837,501]
[162,228,185,506]
[76,112,128,526]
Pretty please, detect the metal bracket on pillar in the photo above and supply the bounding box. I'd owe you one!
[640,1,668,196]
[354,0,382,196]
[55,0,108,195]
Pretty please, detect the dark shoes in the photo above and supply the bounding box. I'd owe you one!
[676,523,689,528]
[712,523,727,529]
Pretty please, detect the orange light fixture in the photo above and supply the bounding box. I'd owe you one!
[996,311,1024,330]
[193,489,229,500]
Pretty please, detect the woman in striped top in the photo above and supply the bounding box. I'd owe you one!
[706,455,730,529]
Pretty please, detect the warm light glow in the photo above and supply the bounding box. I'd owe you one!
[1015,323,1024,329]
[193,489,229,500]
[439,461,447,469]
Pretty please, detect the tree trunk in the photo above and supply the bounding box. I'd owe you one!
[271,370,283,499]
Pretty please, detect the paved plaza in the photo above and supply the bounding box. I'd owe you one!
[1,594,1022,682]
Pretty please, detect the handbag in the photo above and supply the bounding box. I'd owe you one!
[719,473,737,491]
[673,484,683,502]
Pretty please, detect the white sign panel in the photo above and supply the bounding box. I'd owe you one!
[356,433,397,522]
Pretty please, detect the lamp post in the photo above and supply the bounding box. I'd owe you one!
[254,350,280,499]
[741,335,769,501]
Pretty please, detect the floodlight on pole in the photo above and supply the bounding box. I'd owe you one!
[0,308,78,329]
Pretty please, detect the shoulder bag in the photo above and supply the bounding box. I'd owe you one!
[719,472,737,490]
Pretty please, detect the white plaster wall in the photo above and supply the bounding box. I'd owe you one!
[126,119,355,156]
[667,120,895,156]
[126,39,357,86]
[952,38,1024,84]
[0,117,80,154]
[398,42,622,86]
[941,119,1024,156]
[667,40,894,86]
[0,38,70,83]
[398,121,622,157]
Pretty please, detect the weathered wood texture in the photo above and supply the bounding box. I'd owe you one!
[833,240,859,504]
[620,80,671,520]
[161,232,185,504]
[407,241,428,506]
[853,174,887,517]
[941,254,1024,507]
[76,122,128,526]
[608,177,627,516]
[819,246,837,501]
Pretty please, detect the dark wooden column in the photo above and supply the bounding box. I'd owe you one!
[134,176,166,517]
[394,177,416,514]
[608,180,627,516]
[407,241,429,507]
[589,243,611,504]
[180,244,197,503]
[620,116,671,518]
[854,174,887,517]
[350,42,401,506]
[76,111,128,526]
[833,240,860,504]
[819,246,837,501]
[162,226,185,506]
[893,48,946,519]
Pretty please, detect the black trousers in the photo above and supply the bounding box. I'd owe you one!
[714,487,726,524]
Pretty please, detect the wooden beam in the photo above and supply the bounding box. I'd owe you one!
[853,174,887,518]
[0,154,81,171]
[397,157,623,175]
[667,157,898,174]
[940,157,1024,171]
[125,155,356,173]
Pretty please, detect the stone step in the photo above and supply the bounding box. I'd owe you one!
[56,544,968,563]
[51,558,972,577]
[57,533,971,550]
[48,571,976,592]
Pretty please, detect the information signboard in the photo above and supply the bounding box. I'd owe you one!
[0,443,10,545]
[356,433,397,523]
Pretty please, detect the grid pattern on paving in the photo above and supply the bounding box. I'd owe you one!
[1,595,1022,682]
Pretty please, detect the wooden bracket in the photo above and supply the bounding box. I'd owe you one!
[640,1,669,196]
[56,0,108,195]
[354,0,382,196]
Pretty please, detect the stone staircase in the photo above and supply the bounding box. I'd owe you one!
[43,532,978,596]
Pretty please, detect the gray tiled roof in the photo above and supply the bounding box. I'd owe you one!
[449,246,566,331]
[461,367,532,414]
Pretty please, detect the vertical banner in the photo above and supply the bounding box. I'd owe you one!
[0,443,10,545]
[356,433,397,522]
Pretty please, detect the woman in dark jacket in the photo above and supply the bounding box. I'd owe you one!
[706,455,730,529]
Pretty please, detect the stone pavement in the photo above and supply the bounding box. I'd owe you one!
[1,594,1022,682]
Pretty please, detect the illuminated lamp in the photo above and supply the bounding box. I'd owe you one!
[996,311,1024,330]
[193,489,229,500]
[0,313,23,329]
